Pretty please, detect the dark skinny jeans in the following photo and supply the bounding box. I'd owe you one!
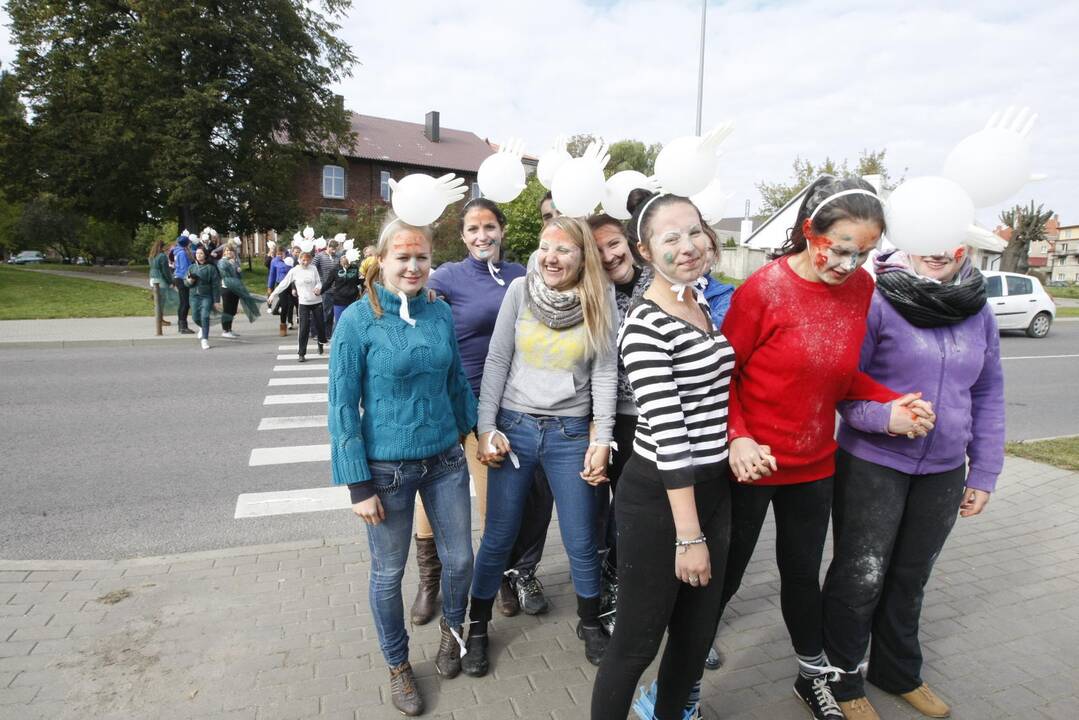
[297,302,326,358]
[823,449,966,700]
[720,476,834,659]
[591,455,731,720]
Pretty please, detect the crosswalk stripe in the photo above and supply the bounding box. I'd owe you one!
[264,393,327,405]
[235,486,351,518]
[268,377,328,387]
[249,443,330,466]
[276,353,330,361]
[273,364,329,372]
[258,415,327,431]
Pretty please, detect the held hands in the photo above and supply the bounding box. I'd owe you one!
[313,286,321,296]
[959,488,990,518]
[213,303,222,312]
[478,430,511,468]
[674,541,710,587]
[888,393,936,439]
[580,445,610,486]
[352,495,385,526]
[729,437,777,484]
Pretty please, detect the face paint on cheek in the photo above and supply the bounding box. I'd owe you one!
[954,247,966,263]
[845,253,859,272]
[803,220,830,270]
[662,251,675,266]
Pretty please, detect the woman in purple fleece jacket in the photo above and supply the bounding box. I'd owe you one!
[822,246,1005,720]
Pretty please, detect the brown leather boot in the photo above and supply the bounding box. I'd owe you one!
[278,322,287,337]
[388,661,423,716]
[900,684,950,718]
[409,536,441,625]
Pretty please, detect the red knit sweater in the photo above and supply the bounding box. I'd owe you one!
[721,257,899,485]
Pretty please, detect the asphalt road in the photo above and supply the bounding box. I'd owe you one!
[1,320,1076,561]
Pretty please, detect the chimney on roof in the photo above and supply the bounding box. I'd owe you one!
[334,94,344,113]
[425,111,440,143]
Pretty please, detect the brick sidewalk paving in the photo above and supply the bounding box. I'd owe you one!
[2,456,1077,720]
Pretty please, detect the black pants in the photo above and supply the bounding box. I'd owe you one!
[591,455,731,720]
[721,476,833,658]
[508,467,553,574]
[595,412,638,565]
[823,450,966,700]
[322,292,335,339]
[278,291,295,326]
[173,278,190,329]
[221,289,239,331]
[297,302,326,357]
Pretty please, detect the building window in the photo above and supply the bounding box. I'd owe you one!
[380,171,392,202]
[471,182,482,200]
[1061,242,1069,252]
[322,165,345,199]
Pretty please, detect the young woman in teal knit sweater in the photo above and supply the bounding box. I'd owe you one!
[327,215,478,717]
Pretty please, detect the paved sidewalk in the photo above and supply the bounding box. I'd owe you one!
[2,456,1077,720]
[0,311,277,348]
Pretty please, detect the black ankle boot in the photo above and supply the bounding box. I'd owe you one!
[461,596,493,677]
[576,595,608,666]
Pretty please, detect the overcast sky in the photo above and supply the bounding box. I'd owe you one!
[2,0,1076,226]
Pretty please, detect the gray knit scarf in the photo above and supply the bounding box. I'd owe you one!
[526,270,583,329]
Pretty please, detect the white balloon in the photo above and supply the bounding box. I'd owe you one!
[477,152,526,203]
[537,147,572,189]
[943,127,1032,208]
[654,135,719,197]
[390,174,445,226]
[690,175,730,225]
[602,171,652,220]
[343,239,354,251]
[299,239,315,253]
[551,157,605,218]
[345,248,360,264]
[314,237,327,250]
[884,176,974,256]
[302,226,315,240]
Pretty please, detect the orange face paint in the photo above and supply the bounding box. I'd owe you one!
[954,247,966,263]
[804,219,831,270]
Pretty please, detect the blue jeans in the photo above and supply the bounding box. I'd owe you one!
[365,444,473,667]
[333,304,349,326]
[471,409,601,601]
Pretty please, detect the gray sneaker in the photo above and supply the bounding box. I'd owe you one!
[515,569,549,615]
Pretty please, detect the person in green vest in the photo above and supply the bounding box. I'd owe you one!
[185,246,222,350]
[217,243,261,338]
[147,238,178,334]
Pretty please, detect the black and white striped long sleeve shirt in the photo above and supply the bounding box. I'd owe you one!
[617,299,735,489]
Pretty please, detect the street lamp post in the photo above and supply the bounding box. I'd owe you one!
[696,0,707,135]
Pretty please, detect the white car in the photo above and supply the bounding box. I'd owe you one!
[983,270,1056,338]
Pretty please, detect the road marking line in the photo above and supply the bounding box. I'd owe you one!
[234,480,477,519]
[264,393,327,405]
[249,444,329,466]
[268,377,328,387]
[1001,354,1079,360]
[258,415,327,431]
[276,354,330,361]
[235,487,350,518]
[273,364,329,372]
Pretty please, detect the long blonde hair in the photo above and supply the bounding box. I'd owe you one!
[542,216,613,356]
[365,213,434,319]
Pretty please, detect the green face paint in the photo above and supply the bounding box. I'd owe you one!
[662,251,675,265]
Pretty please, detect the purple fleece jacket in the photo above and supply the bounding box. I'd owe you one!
[427,255,526,398]
[836,291,1006,492]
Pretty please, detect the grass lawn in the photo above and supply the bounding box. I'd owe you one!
[1007,436,1079,472]
[0,265,153,319]
[1057,307,1079,318]
[1047,285,1079,300]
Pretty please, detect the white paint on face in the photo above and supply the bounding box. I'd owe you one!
[809,219,881,286]
[537,226,582,292]
[461,207,504,261]
[381,230,432,297]
[594,223,635,285]
[642,203,710,285]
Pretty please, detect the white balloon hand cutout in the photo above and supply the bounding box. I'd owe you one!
[943,105,1044,208]
[388,173,467,227]
[579,139,610,172]
[654,120,735,197]
[537,135,572,189]
[477,138,527,203]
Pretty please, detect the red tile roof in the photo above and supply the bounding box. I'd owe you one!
[340,113,494,173]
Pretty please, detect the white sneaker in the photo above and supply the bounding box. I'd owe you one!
[221,331,238,339]
[200,339,210,350]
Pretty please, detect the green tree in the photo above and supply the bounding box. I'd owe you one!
[5,0,356,235]
[999,201,1054,274]
[500,175,547,263]
[607,139,662,175]
[756,149,903,216]
[14,194,85,260]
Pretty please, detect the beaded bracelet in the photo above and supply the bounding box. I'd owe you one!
[674,534,707,554]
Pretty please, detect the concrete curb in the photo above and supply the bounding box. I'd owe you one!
[0,336,195,349]
[1010,433,1079,444]
[0,534,360,570]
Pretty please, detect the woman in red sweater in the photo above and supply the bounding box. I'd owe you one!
[718,176,934,720]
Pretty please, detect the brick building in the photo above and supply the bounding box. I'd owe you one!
[296,110,496,220]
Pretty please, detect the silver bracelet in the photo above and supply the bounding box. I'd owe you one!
[674,534,706,548]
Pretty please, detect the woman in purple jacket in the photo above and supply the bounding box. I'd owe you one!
[822,246,1005,720]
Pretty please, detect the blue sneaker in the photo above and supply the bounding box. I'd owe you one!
[631,681,703,720]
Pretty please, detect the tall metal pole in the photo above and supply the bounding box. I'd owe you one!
[695,0,707,135]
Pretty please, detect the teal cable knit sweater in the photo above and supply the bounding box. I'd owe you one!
[328,284,478,498]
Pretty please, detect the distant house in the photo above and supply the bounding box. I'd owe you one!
[297,110,497,219]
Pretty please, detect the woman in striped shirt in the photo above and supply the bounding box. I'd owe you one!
[591,190,735,720]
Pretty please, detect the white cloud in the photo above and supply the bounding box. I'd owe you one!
[2,0,1076,225]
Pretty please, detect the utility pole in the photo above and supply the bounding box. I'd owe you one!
[696,0,707,135]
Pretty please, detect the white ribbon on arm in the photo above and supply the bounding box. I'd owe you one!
[485,430,520,469]
[396,290,416,327]
[487,260,505,286]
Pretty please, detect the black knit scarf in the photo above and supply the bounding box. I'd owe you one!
[874,250,987,328]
